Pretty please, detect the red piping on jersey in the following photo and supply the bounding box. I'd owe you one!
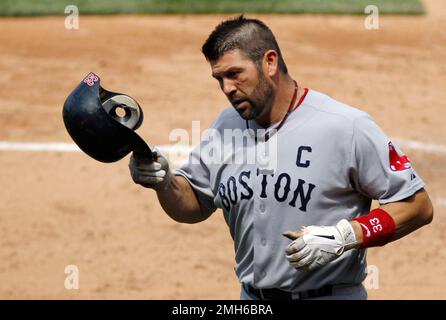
[246,83,309,142]
[273,80,300,133]
[263,85,309,141]
[294,87,309,112]
[274,85,309,132]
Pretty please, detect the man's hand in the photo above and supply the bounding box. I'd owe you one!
[283,219,357,272]
[129,148,172,191]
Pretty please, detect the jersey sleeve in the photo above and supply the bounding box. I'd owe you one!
[173,130,218,215]
[348,113,425,204]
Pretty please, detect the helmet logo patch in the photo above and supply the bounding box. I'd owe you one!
[83,72,99,86]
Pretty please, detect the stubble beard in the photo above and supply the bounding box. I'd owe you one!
[243,71,275,122]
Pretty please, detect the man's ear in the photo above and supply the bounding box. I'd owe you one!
[264,50,279,77]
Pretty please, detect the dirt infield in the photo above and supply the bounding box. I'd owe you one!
[0,0,445,299]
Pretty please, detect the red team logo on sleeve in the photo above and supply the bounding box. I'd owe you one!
[388,141,411,171]
[83,72,99,86]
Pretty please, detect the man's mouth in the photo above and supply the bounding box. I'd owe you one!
[232,99,247,107]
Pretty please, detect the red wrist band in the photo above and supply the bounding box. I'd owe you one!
[353,208,396,248]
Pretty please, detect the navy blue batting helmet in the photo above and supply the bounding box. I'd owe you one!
[63,72,153,163]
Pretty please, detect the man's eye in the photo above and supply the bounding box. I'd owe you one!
[227,71,239,79]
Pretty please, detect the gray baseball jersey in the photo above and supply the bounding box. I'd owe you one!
[174,89,425,292]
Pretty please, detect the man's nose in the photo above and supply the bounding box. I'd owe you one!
[222,79,237,96]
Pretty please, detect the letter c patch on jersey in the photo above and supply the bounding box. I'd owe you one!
[388,142,411,171]
[296,146,312,168]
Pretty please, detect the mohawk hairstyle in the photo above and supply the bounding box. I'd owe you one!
[202,15,288,74]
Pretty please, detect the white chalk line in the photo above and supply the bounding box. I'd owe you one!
[0,141,192,167]
[394,139,446,154]
[0,138,444,158]
[434,198,446,208]
[1,138,445,153]
[0,141,80,152]
[0,141,193,153]
[0,139,446,206]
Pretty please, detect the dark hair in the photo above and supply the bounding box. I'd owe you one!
[202,15,288,74]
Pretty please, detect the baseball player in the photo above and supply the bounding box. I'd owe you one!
[129,16,434,300]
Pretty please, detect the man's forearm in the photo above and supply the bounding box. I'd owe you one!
[381,188,433,241]
[156,175,212,224]
[350,188,433,248]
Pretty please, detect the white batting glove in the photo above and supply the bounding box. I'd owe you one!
[129,148,172,191]
[283,219,357,272]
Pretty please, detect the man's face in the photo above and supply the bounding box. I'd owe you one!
[210,49,275,121]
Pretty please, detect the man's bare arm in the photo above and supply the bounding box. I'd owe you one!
[156,175,213,224]
[351,188,434,245]
[129,151,213,224]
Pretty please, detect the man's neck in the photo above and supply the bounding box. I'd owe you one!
[255,76,304,128]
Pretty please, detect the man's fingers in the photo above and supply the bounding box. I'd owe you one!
[131,159,163,171]
[129,148,171,190]
[149,149,158,162]
[295,264,314,272]
[135,176,164,185]
[133,170,166,181]
[134,160,162,171]
[286,245,311,263]
[285,237,306,255]
[291,252,316,270]
[132,151,154,163]
[282,227,306,240]
[282,231,300,240]
[136,169,166,177]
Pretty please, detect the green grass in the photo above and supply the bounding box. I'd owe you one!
[0,0,425,16]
